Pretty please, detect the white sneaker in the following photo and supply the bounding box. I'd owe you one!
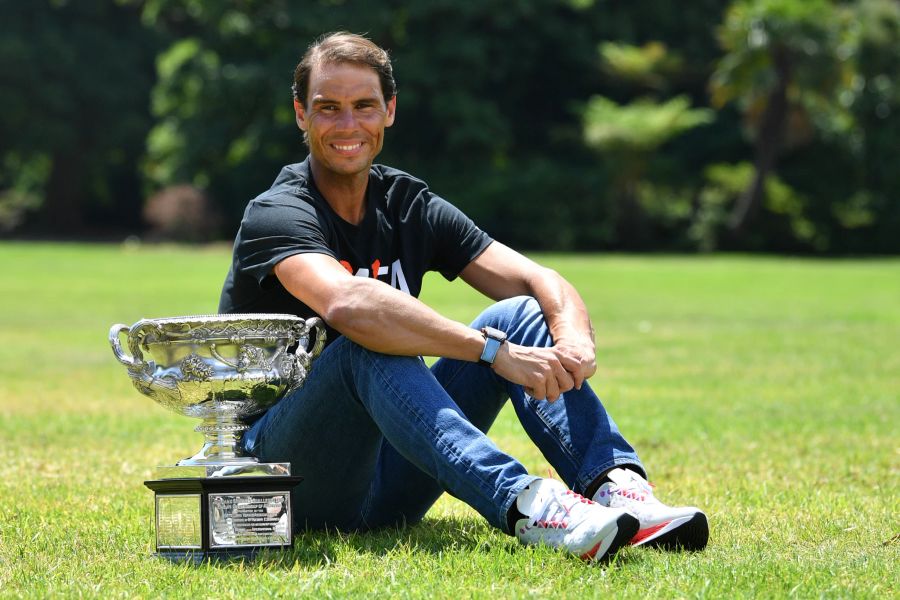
[592,468,709,551]
[514,478,639,561]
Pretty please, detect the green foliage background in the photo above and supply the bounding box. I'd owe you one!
[1,0,898,253]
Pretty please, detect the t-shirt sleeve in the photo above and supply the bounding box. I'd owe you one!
[425,195,493,281]
[234,195,335,286]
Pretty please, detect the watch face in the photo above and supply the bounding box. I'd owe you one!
[480,326,507,365]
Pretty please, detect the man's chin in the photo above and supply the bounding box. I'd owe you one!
[322,157,372,177]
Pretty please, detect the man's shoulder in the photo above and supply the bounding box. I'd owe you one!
[245,162,316,213]
[371,163,431,201]
[371,162,421,182]
[260,161,314,199]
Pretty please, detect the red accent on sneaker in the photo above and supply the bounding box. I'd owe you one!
[581,540,603,560]
[630,520,671,544]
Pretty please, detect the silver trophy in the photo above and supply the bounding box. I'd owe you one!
[109,313,325,561]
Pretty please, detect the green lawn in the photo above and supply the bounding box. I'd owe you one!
[0,242,897,598]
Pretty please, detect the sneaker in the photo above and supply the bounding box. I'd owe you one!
[592,468,709,551]
[514,478,639,561]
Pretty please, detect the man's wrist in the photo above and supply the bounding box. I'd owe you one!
[479,326,507,366]
[552,326,595,349]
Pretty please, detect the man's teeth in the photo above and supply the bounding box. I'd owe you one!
[334,143,361,151]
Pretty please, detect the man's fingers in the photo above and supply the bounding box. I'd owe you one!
[573,373,585,390]
[545,376,561,402]
[505,344,588,402]
[554,364,575,394]
[531,383,547,401]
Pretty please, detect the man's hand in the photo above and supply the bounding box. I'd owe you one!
[491,343,576,402]
[459,242,599,395]
[551,336,597,391]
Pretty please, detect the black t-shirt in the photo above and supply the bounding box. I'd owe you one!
[218,157,493,346]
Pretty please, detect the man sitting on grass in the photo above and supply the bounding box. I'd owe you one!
[219,31,708,561]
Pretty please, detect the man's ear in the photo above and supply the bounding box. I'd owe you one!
[294,98,307,132]
[385,95,397,128]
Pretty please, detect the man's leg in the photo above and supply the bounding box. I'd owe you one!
[472,295,646,494]
[241,335,537,533]
[360,296,644,525]
[461,296,706,550]
[358,349,513,529]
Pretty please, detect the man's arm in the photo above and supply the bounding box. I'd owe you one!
[459,241,598,390]
[275,253,487,360]
[275,250,581,401]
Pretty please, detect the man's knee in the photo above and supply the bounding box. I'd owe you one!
[480,295,540,320]
[495,295,541,315]
[475,295,545,332]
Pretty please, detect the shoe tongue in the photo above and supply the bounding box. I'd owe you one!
[607,468,635,487]
[515,479,563,517]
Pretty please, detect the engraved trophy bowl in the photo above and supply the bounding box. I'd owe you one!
[109,314,326,468]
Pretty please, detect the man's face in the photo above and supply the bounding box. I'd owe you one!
[296,61,396,179]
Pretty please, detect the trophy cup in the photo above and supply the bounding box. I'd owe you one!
[109,314,325,561]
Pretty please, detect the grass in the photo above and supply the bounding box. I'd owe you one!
[0,241,897,598]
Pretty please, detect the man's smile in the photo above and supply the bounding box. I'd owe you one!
[331,142,364,153]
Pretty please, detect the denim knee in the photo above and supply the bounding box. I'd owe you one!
[474,295,542,329]
[494,295,541,317]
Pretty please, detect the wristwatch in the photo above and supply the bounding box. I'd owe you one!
[479,326,508,366]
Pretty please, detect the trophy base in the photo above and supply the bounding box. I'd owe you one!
[155,546,270,564]
[154,462,291,479]
[144,475,302,562]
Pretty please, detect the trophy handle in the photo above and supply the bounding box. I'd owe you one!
[109,323,143,368]
[300,317,327,359]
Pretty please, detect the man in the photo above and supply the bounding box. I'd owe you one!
[219,31,708,562]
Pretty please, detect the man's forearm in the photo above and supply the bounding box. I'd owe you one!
[525,267,595,348]
[323,276,485,360]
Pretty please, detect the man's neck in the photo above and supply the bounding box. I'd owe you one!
[309,158,369,225]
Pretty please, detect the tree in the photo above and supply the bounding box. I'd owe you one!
[709,0,854,238]
[583,42,713,248]
[841,0,900,252]
[583,95,713,247]
[137,0,609,241]
[0,0,160,235]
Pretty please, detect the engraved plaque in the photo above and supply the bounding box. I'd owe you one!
[145,476,301,560]
[156,494,202,549]
[209,493,291,548]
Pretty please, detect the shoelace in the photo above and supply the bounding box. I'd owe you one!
[609,472,657,503]
[528,488,595,530]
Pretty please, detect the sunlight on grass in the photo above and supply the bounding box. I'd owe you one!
[0,242,897,598]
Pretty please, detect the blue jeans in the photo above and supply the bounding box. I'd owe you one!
[241,296,643,535]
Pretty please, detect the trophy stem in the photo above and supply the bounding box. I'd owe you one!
[177,415,257,466]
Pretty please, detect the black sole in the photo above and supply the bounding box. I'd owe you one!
[642,512,709,552]
[597,513,640,562]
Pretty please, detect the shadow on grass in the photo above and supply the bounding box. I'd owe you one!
[192,516,504,570]
[187,516,650,571]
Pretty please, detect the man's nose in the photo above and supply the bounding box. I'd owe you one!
[335,107,357,129]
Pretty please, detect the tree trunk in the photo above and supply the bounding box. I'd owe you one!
[729,47,791,235]
[615,154,649,250]
[39,149,86,234]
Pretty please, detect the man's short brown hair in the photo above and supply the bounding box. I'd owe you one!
[292,32,396,108]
